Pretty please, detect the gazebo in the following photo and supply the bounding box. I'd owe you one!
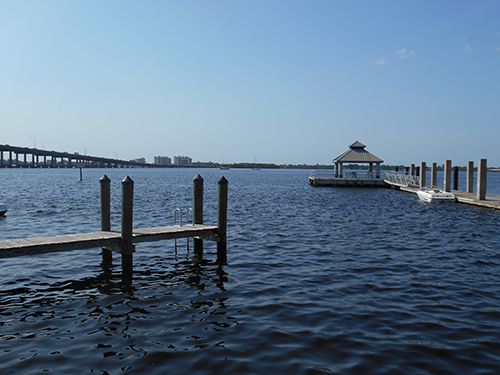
[333,141,384,179]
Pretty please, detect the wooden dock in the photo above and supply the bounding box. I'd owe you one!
[309,171,386,187]
[0,175,228,280]
[384,159,500,210]
[0,224,218,258]
[398,186,500,209]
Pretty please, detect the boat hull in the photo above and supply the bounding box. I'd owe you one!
[417,190,455,203]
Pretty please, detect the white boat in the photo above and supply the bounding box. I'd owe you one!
[417,189,455,203]
[0,204,7,216]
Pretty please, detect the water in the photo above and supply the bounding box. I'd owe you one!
[1,168,500,374]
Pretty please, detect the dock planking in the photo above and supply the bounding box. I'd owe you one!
[0,174,228,281]
[0,224,218,258]
[400,186,500,209]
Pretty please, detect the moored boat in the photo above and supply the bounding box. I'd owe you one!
[417,189,455,203]
[0,204,7,216]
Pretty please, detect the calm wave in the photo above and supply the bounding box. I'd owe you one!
[1,168,500,374]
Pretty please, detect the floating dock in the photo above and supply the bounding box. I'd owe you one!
[309,170,386,187]
[309,141,386,187]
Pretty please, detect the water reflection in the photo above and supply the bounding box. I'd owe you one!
[0,241,233,373]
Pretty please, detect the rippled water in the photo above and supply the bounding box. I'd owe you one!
[1,168,500,374]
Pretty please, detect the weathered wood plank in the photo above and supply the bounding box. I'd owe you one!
[0,231,122,258]
[132,225,218,242]
[0,225,218,259]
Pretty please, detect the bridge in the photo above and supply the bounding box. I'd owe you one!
[0,143,161,168]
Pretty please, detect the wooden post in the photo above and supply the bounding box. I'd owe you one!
[477,159,487,201]
[217,177,228,263]
[431,163,437,188]
[444,160,452,192]
[121,176,134,279]
[410,164,415,176]
[100,175,112,266]
[420,162,426,188]
[80,167,83,181]
[467,161,474,193]
[453,166,459,191]
[193,174,203,255]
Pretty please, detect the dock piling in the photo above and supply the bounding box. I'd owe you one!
[467,161,474,193]
[453,166,459,191]
[420,162,426,188]
[477,159,487,200]
[431,163,437,187]
[100,175,112,266]
[193,174,204,255]
[217,177,228,262]
[121,176,134,279]
[444,160,452,192]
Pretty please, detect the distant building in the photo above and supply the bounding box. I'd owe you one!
[154,156,171,165]
[174,156,192,166]
[130,157,146,164]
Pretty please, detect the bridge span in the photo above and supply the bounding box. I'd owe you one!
[0,144,161,168]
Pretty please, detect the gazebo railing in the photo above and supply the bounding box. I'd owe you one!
[310,170,380,179]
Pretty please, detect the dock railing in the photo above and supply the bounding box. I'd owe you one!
[310,170,378,179]
[383,172,420,188]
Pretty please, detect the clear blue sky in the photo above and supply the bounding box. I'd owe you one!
[1,1,499,166]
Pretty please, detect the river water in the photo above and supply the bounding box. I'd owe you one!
[1,168,500,374]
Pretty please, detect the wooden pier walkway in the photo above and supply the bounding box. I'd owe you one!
[0,174,228,281]
[399,186,500,209]
[0,224,218,258]
[384,159,500,210]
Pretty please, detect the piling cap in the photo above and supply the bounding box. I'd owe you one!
[193,174,203,181]
[218,176,228,184]
[100,175,110,182]
[122,176,134,184]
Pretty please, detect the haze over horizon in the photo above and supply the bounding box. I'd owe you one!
[1,1,499,166]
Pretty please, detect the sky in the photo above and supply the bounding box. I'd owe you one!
[1,1,499,166]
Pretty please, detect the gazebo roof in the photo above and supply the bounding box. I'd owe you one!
[333,141,384,163]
